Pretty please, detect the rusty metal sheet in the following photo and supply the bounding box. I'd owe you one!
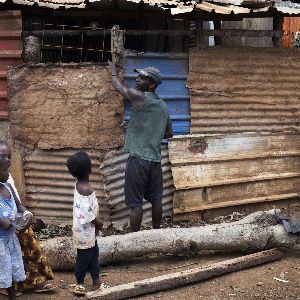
[24,148,109,223]
[282,16,300,47]
[13,0,86,9]
[1,0,300,15]
[0,11,22,120]
[169,133,300,215]
[188,47,300,134]
[99,144,175,226]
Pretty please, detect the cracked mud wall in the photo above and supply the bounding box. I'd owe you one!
[8,64,124,150]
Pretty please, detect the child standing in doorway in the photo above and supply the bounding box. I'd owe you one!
[67,151,108,296]
[0,156,29,300]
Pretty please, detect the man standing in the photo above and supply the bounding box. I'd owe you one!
[108,61,173,232]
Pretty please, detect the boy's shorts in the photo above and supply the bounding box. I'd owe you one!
[0,233,26,288]
[124,156,163,208]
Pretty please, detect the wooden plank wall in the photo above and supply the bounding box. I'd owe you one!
[169,133,300,215]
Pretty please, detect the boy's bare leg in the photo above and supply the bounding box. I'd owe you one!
[152,202,162,229]
[130,207,143,232]
[7,285,16,300]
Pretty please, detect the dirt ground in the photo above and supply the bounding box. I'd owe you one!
[1,249,299,300]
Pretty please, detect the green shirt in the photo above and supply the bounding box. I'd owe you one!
[124,92,168,162]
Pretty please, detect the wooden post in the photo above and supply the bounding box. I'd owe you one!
[196,13,205,48]
[86,249,283,300]
[110,25,124,68]
[213,20,222,45]
[273,15,283,47]
[23,36,41,64]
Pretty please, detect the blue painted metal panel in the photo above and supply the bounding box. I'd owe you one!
[123,52,190,135]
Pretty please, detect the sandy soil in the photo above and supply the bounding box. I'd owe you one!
[1,249,299,300]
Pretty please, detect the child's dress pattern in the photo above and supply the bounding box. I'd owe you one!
[7,174,54,290]
[0,182,26,288]
[73,186,99,249]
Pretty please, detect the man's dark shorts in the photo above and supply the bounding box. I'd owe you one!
[125,156,163,208]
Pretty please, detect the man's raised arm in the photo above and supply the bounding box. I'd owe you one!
[108,61,144,109]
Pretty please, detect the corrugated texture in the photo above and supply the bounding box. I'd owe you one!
[13,0,85,9]
[0,11,22,120]
[1,0,300,14]
[196,0,300,15]
[99,145,175,225]
[123,52,190,135]
[169,133,300,216]
[24,148,109,223]
[188,47,300,134]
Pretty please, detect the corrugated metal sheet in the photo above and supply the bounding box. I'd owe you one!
[2,0,300,15]
[0,11,22,120]
[188,47,300,134]
[195,0,300,15]
[169,133,300,216]
[99,145,175,225]
[281,16,300,47]
[123,52,190,135]
[24,148,109,223]
[13,0,85,9]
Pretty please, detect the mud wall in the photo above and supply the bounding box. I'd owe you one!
[8,64,124,150]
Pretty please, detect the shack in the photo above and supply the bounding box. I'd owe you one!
[0,0,299,225]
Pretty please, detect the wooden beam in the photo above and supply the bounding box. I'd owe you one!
[213,20,222,45]
[23,29,191,38]
[23,29,283,38]
[273,15,284,47]
[195,12,206,48]
[203,29,283,37]
[111,25,124,68]
[86,249,283,300]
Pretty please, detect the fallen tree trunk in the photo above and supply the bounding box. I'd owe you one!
[86,249,283,300]
[41,210,300,271]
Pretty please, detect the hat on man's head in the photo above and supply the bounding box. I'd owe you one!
[134,67,162,85]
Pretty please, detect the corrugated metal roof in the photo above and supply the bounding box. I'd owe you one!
[13,0,85,9]
[188,47,300,134]
[169,132,300,217]
[24,148,109,223]
[2,0,300,15]
[0,11,22,120]
[99,145,175,225]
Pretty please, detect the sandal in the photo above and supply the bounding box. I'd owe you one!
[72,284,86,296]
[34,283,57,293]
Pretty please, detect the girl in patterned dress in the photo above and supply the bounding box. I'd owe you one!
[0,155,30,300]
[0,141,55,294]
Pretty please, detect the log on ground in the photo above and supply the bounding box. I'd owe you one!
[86,249,283,300]
[40,210,300,270]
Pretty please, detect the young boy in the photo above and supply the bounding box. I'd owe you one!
[0,156,30,300]
[67,151,107,295]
